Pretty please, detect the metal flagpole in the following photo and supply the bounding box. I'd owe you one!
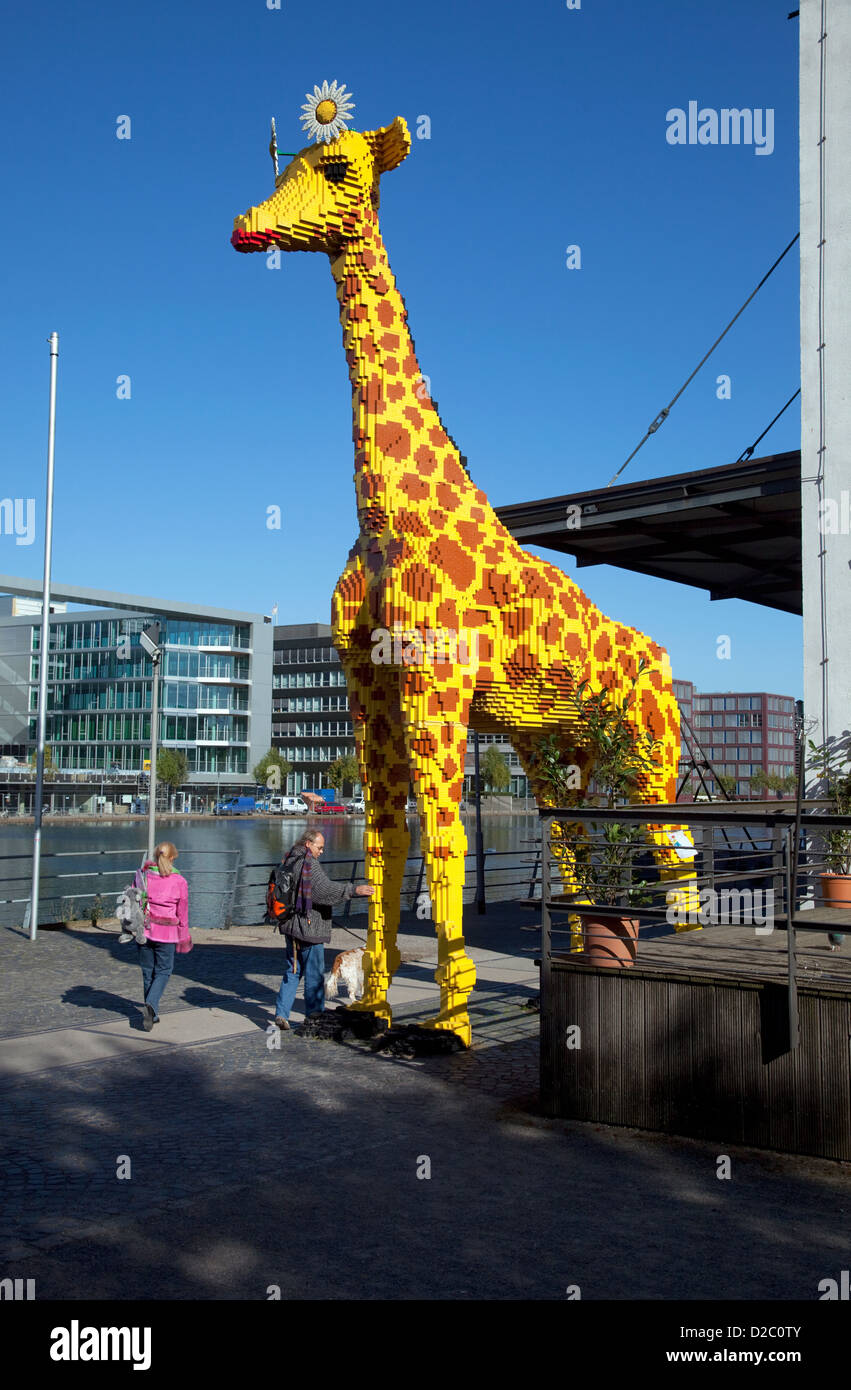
[146,653,160,861]
[29,332,59,943]
[140,623,162,863]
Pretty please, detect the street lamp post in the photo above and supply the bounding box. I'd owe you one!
[140,623,162,862]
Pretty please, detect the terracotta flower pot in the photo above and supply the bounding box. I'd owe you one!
[582,914,639,968]
[820,874,851,908]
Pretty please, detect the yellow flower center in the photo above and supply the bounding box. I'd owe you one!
[316,99,337,125]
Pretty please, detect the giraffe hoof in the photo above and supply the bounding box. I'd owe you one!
[346,998,392,1027]
[419,1015,471,1049]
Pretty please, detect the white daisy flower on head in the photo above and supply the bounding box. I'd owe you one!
[300,79,355,143]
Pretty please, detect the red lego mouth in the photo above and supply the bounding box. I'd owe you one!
[231,226,277,253]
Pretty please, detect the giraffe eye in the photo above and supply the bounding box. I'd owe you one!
[322,161,349,183]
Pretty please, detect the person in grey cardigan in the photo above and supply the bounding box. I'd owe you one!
[272,829,373,1030]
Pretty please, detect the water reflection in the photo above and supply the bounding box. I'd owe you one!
[0,812,541,929]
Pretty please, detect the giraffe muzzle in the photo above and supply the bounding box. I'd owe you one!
[231,225,276,253]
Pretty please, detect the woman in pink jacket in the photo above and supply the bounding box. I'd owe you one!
[138,841,191,1031]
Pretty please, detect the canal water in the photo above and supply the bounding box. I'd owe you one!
[0,812,542,929]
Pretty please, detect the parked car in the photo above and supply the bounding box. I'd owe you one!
[280,796,309,815]
[311,799,347,815]
[214,796,256,816]
[349,796,365,813]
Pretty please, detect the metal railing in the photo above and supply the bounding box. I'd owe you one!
[2,844,544,930]
[232,846,543,926]
[540,802,851,1051]
[1,849,243,931]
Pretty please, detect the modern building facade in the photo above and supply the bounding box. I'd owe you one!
[674,678,797,799]
[463,735,530,801]
[272,623,355,792]
[0,577,272,784]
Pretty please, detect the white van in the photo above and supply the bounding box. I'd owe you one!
[280,796,309,815]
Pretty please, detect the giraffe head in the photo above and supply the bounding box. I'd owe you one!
[231,118,410,256]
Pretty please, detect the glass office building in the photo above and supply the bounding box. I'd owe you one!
[0,583,272,783]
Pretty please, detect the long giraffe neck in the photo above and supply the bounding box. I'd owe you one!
[329,215,490,538]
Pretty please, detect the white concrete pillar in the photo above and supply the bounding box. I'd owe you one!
[800,0,851,753]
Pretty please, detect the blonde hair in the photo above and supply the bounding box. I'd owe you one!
[154,841,178,875]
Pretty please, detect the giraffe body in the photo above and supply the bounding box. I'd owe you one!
[233,118,696,1044]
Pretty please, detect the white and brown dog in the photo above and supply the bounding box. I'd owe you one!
[324,947,364,1003]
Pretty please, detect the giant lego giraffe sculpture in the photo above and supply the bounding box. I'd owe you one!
[233,112,697,1045]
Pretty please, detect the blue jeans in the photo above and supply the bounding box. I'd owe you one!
[275,938,326,1020]
[137,940,176,1020]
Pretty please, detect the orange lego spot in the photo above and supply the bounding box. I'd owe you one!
[395,508,429,536]
[475,569,514,607]
[398,473,431,500]
[374,422,411,460]
[429,536,477,590]
[414,444,438,474]
[455,519,485,550]
[442,456,467,489]
[401,565,436,602]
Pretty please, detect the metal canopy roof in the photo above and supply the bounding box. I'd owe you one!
[495,451,802,615]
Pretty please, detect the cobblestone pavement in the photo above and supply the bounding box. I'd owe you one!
[1,920,850,1300]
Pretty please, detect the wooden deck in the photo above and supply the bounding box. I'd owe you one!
[552,912,851,991]
[544,914,851,1159]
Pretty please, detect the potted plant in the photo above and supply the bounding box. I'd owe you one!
[807,737,851,946]
[530,662,661,967]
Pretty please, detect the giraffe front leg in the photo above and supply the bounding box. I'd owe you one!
[338,656,410,1026]
[402,685,476,1046]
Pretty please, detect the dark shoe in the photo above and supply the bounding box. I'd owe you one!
[142,1004,155,1031]
[274,1016,290,1031]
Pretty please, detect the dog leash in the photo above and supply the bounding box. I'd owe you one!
[332,918,369,944]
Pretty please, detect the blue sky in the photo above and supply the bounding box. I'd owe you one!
[1,0,802,695]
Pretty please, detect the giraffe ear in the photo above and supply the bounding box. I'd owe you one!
[364,117,411,175]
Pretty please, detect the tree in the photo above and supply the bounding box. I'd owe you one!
[750,769,796,800]
[716,774,738,797]
[157,749,188,788]
[481,745,511,794]
[252,749,292,791]
[29,746,57,781]
[327,753,360,797]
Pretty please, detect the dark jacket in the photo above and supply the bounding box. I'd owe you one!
[271,845,355,942]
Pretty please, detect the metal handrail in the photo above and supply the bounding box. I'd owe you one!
[539,804,851,1064]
